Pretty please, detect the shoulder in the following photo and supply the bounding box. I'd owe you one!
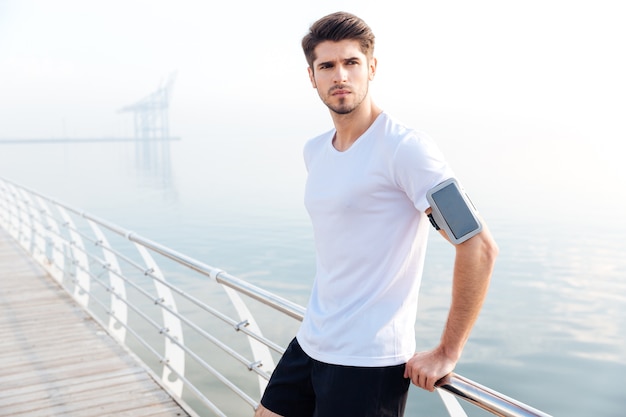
[380,113,454,198]
[303,128,334,167]
[304,128,333,151]
[377,113,440,157]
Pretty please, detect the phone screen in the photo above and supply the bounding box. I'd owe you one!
[431,183,480,239]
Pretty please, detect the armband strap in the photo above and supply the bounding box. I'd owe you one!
[427,213,440,230]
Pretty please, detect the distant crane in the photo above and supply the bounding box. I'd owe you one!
[119,72,177,140]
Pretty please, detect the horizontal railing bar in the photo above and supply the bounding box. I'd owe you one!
[436,374,552,417]
[127,233,306,321]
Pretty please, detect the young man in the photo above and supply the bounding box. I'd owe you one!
[255,11,498,417]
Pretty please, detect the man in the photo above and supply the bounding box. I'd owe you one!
[255,11,498,417]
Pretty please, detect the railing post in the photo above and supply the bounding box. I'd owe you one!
[87,219,128,343]
[20,191,47,264]
[220,284,276,396]
[134,243,185,397]
[0,181,23,242]
[34,196,65,283]
[57,206,90,308]
[7,184,29,249]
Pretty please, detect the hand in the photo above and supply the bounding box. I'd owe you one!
[403,347,457,392]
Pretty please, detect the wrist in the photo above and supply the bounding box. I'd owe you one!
[438,342,463,363]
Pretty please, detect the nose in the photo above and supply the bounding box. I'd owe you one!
[333,64,348,83]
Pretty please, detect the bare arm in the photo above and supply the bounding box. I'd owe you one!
[404,209,498,391]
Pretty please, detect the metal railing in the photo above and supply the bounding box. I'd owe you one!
[0,176,553,417]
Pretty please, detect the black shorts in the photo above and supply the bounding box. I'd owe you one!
[260,338,410,417]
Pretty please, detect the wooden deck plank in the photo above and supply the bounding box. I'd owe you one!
[2,371,164,409]
[0,228,195,417]
[0,366,147,402]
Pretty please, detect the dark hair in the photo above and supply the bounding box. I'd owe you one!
[302,11,375,69]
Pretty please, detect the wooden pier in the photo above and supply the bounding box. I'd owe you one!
[0,228,194,416]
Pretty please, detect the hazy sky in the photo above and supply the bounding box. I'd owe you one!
[1,0,625,218]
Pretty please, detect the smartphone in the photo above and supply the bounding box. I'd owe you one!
[426,178,482,244]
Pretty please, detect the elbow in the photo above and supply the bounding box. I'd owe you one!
[461,230,499,268]
[485,237,499,267]
[479,232,499,268]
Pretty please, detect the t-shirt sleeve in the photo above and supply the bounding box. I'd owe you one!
[392,131,454,212]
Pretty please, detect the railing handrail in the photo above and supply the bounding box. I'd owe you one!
[435,374,552,417]
[126,232,307,321]
[0,176,553,417]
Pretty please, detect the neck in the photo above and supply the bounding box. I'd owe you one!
[331,101,382,152]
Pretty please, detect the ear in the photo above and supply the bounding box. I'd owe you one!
[369,57,378,81]
[308,66,317,88]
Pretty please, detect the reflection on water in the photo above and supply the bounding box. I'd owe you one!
[134,139,177,197]
[0,137,179,217]
[0,138,624,417]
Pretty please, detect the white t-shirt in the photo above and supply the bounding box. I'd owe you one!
[296,112,454,367]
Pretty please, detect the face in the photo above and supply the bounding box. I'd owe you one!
[308,40,376,115]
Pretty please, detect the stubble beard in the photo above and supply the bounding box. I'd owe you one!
[322,84,368,115]
[328,98,357,115]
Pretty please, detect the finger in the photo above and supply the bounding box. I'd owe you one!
[425,377,435,392]
[415,373,434,392]
[417,373,426,389]
[426,376,437,392]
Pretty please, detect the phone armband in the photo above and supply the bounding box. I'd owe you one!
[426,178,482,244]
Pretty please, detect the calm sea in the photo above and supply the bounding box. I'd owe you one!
[1,137,624,417]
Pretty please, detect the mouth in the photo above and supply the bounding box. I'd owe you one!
[333,90,349,95]
[330,86,351,96]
